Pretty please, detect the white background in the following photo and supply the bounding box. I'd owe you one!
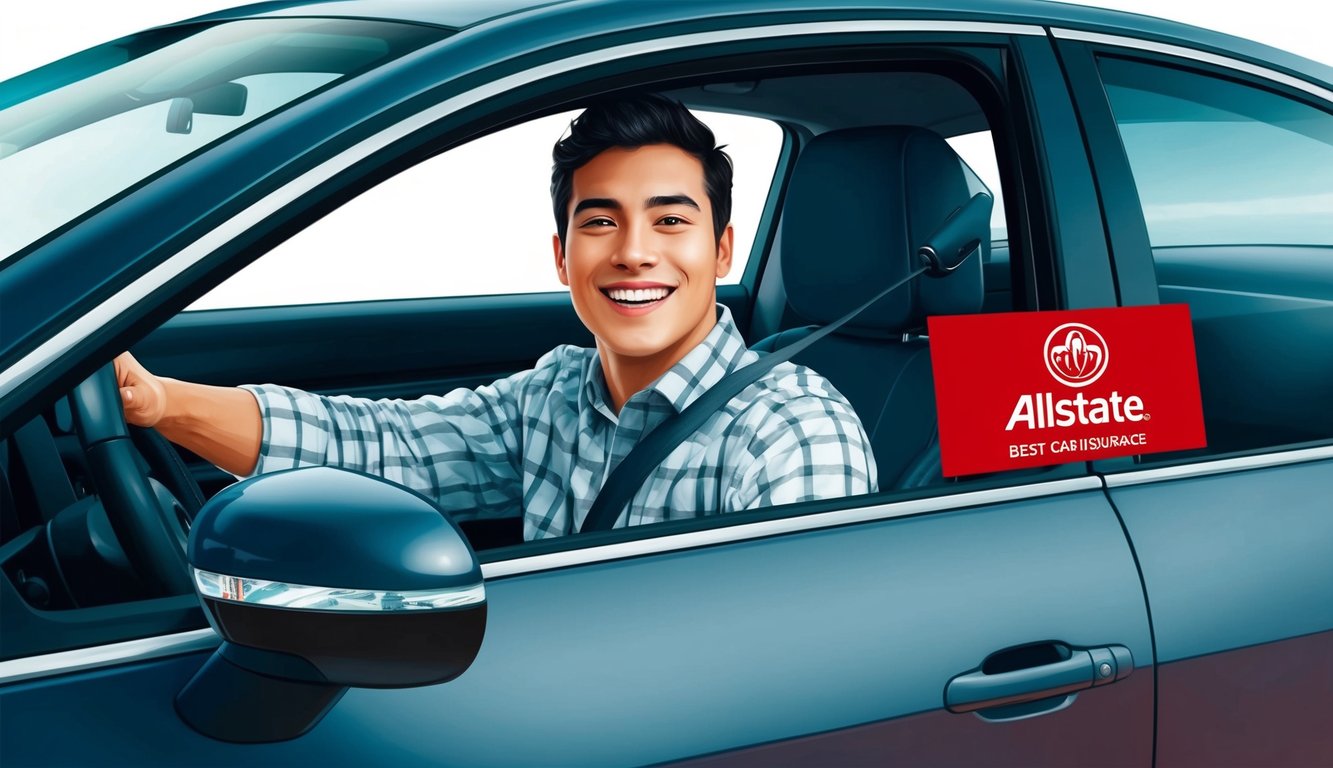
[3,2,1328,308]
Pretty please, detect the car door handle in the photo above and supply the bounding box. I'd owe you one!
[945,644,1133,714]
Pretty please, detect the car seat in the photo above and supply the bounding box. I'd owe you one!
[753,126,988,488]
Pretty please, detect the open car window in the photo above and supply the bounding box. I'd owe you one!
[186,110,783,309]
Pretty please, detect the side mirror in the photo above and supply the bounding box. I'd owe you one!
[174,467,486,743]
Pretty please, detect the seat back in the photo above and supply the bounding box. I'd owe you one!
[756,126,989,488]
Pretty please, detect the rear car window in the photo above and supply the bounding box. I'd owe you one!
[1100,57,1333,248]
[1100,55,1333,455]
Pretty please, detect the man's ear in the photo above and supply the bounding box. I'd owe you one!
[553,233,569,286]
[714,224,735,279]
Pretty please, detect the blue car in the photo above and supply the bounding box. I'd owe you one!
[1,1,1330,765]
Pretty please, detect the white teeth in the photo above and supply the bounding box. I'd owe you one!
[606,287,671,302]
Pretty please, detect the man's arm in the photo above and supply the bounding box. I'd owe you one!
[115,352,262,476]
[116,350,538,513]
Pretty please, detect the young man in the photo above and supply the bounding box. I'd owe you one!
[116,95,877,539]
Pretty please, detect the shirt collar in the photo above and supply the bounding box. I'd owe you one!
[583,304,752,416]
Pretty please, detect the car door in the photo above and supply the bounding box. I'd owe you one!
[1055,33,1333,766]
[2,8,1154,766]
[4,483,1151,767]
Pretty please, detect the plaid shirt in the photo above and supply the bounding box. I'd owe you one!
[243,306,877,540]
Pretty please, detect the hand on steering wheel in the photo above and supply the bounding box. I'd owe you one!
[71,364,195,596]
[115,352,169,429]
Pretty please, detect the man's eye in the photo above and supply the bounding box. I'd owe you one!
[658,216,686,226]
[581,217,616,228]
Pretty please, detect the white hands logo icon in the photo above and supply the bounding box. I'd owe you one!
[1044,323,1109,388]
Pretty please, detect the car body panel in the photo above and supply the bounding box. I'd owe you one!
[180,0,1333,87]
[2,485,1152,766]
[1152,629,1333,766]
[1112,462,1333,659]
[1107,459,1333,765]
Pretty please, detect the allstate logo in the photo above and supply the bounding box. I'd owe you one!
[1044,323,1108,388]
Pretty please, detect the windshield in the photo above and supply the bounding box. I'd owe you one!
[0,18,445,261]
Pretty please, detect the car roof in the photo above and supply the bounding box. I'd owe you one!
[178,0,1330,84]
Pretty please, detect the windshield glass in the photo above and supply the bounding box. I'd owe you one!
[0,18,445,261]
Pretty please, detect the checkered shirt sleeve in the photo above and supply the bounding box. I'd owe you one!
[241,363,542,521]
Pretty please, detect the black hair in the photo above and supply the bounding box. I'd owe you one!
[551,94,733,245]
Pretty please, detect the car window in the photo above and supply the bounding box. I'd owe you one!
[1099,56,1333,455]
[0,19,445,260]
[1100,59,1333,247]
[186,110,782,310]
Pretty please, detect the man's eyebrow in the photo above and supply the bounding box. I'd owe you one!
[647,194,701,210]
[572,198,621,215]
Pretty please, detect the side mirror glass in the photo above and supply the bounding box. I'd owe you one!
[174,467,486,743]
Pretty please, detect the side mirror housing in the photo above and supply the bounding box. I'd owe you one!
[175,467,485,743]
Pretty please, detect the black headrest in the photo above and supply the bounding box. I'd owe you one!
[781,126,988,334]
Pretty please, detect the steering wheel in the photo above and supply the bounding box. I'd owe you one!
[70,364,196,596]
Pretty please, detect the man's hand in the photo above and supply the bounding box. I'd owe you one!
[110,353,263,476]
[114,352,169,428]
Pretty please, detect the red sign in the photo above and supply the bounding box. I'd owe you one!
[927,304,1206,477]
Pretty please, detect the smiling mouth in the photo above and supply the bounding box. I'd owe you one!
[601,286,676,306]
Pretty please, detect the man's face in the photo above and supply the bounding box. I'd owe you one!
[554,143,733,362]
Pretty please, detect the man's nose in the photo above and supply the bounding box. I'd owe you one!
[611,223,659,270]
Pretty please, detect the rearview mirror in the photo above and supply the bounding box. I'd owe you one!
[174,467,486,743]
[164,83,248,134]
[191,81,248,116]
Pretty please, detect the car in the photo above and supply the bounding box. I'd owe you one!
[1,1,1330,765]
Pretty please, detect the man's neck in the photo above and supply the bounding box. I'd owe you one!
[599,314,718,413]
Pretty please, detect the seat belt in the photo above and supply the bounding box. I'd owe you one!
[579,265,926,533]
[579,192,990,534]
